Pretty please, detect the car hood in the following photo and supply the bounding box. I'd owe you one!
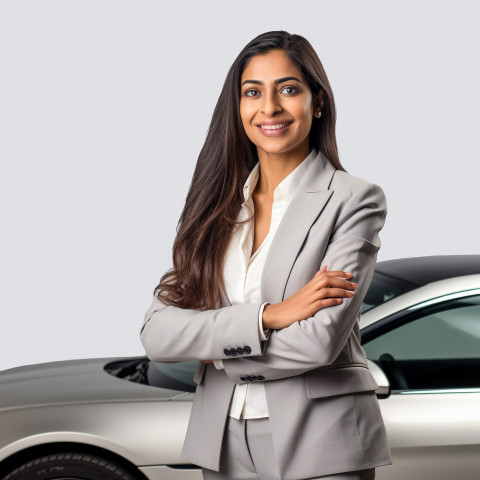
[0,357,189,412]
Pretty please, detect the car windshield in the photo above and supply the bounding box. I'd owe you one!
[361,271,416,313]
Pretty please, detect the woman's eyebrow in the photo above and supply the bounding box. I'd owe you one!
[241,76,303,87]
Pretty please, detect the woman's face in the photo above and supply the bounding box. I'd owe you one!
[239,49,322,157]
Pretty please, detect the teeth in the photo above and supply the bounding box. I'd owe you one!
[260,122,290,130]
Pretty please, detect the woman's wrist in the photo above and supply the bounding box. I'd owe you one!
[262,303,276,329]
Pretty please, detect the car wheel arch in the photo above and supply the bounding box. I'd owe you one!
[0,441,150,480]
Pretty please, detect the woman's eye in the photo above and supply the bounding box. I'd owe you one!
[244,86,298,97]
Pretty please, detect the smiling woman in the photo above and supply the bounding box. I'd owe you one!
[141,30,392,480]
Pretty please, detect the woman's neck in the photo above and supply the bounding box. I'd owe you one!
[255,143,311,197]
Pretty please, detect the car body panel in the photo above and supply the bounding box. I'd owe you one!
[0,358,181,410]
[139,465,202,480]
[0,400,194,467]
[360,274,480,330]
[375,392,480,480]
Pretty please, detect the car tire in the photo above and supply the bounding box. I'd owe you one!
[1,452,139,480]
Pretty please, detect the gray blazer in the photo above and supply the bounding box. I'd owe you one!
[140,149,393,479]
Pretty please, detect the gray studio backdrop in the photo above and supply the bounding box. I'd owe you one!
[0,0,478,372]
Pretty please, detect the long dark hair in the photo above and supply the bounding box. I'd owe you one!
[154,30,346,310]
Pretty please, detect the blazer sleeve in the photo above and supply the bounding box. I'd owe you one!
[140,292,267,362]
[222,181,387,383]
[212,302,271,370]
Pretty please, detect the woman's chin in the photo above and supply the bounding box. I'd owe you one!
[256,140,307,157]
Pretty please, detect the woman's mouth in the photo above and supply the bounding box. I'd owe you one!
[256,121,293,137]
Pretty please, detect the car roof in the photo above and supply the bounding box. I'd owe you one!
[375,255,480,286]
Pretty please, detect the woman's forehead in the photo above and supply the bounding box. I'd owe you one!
[241,50,304,83]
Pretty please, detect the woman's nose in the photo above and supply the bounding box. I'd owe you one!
[261,91,282,116]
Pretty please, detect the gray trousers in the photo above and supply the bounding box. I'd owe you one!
[201,415,375,480]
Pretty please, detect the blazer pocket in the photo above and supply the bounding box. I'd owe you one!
[304,364,379,399]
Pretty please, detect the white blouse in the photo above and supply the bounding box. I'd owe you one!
[213,147,318,419]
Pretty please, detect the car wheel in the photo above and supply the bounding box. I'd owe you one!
[1,452,139,480]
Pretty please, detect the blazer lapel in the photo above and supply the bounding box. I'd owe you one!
[220,149,337,308]
[260,149,337,303]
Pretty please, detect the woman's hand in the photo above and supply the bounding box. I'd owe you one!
[262,265,358,330]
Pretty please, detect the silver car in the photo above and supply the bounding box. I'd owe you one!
[1,255,480,480]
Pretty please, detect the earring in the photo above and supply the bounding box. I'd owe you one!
[315,109,322,118]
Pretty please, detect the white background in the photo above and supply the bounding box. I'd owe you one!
[1,1,478,372]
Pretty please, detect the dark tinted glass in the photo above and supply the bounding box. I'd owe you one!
[362,272,416,313]
[363,295,480,390]
[105,357,198,392]
[147,360,198,392]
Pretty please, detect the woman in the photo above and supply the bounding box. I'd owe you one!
[140,30,393,480]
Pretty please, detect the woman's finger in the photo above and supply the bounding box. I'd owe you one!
[314,268,352,279]
[314,265,328,277]
[314,275,357,290]
[315,287,356,300]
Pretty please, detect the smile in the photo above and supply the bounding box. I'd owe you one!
[258,122,292,130]
[256,121,293,137]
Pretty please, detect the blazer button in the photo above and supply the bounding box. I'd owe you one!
[243,346,252,354]
[236,347,244,354]
[224,349,231,356]
[258,375,265,380]
[230,348,238,356]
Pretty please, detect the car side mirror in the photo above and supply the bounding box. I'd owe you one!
[367,358,391,399]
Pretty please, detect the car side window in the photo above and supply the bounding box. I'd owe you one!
[363,294,480,391]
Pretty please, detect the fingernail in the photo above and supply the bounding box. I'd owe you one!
[352,282,358,287]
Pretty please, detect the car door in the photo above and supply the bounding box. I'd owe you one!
[362,292,480,480]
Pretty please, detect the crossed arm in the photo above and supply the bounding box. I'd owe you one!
[140,298,267,363]
[140,182,386,381]
[220,182,386,382]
